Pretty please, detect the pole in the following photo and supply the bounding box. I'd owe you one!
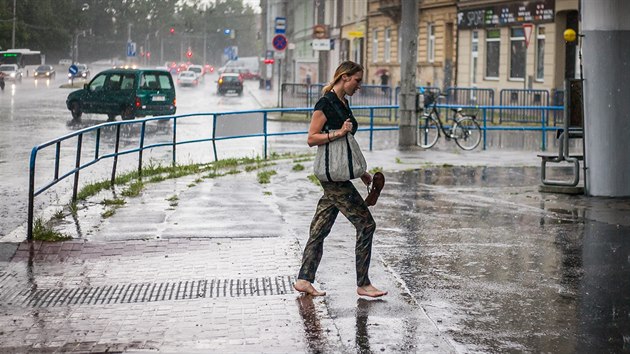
[11,0,16,48]
[398,0,419,147]
[277,58,282,107]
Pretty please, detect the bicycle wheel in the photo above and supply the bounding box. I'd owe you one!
[418,115,440,148]
[453,117,481,150]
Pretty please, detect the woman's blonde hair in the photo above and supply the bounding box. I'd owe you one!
[321,61,364,95]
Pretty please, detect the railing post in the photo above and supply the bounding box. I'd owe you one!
[263,111,268,160]
[172,117,177,166]
[111,124,121,186]
[483,108,488,150]
[541,108,547,151]
[212,114,218,162]
[27,147,38,241]
[369,108,375,151]
[72,134,83,203]
[138,121,146,176]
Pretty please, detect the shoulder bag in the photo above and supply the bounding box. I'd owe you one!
[313,97,367,182]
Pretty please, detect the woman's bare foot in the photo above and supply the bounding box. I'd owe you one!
[294,279,326,296]
[357,284,387,298]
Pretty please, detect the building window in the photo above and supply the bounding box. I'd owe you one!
[427,23,435,63]
[471,31,478,84]
[384,27,391,63]
[536,26,545,81]
[510,27,526,80]
[485,29,500,78]
[372,29,379,63]
[398,26,402,63]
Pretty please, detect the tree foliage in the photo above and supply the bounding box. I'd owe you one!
[0,0,260,65]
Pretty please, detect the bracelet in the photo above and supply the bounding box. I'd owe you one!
[327,131,331,142]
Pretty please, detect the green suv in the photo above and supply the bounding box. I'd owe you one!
[66,68,176,121]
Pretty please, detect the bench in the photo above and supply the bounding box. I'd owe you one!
[539,79,584,188]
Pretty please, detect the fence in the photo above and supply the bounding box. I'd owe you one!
[499,89,550,124]
[27,104,565,241]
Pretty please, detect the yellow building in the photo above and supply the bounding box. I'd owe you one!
[366,0,458,89]
[456,0,579,95]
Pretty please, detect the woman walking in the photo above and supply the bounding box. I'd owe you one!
[293,61,387,298]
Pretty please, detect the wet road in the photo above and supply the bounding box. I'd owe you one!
[0,67,313,237]
[373,166,630,353]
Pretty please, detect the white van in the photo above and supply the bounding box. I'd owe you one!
[218,57,261,80]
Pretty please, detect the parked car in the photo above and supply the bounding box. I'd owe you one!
[0,64,23,82]
[68,63,90,79]
[66,68,176,121]
[216,73,243,96]
[177,70,199,87]
[33,65,56,79]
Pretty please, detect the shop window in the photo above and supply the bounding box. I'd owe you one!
[536,26,546,81]
[510,27,526,80]
[485,28,500,79]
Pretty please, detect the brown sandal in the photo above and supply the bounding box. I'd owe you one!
[365,172,385,206]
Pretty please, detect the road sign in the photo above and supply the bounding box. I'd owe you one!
[523,23,534,48]
[275,17,286,34]
[272,34,288,51]
[68,64,78,75]
[127,41,136,57]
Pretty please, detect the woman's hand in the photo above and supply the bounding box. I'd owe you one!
[339,119,353,136]
[360,172,372,187]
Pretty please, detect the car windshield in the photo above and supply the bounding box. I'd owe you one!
[36,65,50,71]
[179,72,195,78]
[222,76,239,82]
[189,67,201,73]
[0,65,15,71]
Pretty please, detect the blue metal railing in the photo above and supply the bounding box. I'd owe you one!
[27,104,562,241]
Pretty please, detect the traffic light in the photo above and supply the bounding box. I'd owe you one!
[264,59,274,64]
[186,50,192,59]
[170,27,175,35]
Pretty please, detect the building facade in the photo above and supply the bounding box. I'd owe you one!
[455,0,579,93]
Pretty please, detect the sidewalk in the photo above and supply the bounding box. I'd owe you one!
[1,85,628,353]
[0,149,476,353]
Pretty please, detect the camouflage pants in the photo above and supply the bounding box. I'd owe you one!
[298,180,376,287]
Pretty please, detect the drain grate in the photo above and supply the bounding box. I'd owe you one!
[18,275,297,308]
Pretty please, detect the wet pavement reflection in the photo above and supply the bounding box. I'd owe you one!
[375,166,630,353]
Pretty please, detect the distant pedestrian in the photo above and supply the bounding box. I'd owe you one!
[293,61,387,298]
[380,70,389,95]
[0,73,5,91]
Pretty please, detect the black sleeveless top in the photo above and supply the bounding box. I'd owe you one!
[314,91,358,134]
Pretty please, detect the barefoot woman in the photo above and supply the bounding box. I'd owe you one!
[293,61,387,298]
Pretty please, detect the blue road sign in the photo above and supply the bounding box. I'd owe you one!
[127,42,136,57]
[272,34,287,51]
[68,64,78,75]
[275,17,286,34]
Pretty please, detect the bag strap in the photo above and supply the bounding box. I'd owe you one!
[323,95,356,180]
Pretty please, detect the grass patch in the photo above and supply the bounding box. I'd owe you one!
[32,218,71,242]
[121,180,144,197]
[52,210,65,220]
[257,170,277,184]
[101,198,125,206]
[292,164,305,172]
[369,166,383,174]
[101,209,116,218]
[395,157,402,164]
[263,191,272,196]
[307,174,321,186]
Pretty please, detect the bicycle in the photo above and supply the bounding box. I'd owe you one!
[418,92,482,150]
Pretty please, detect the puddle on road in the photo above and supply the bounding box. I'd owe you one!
[374,166,630,353]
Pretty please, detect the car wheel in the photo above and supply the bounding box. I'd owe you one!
[70,101,82,120]
[238,89,243,96]
[107,113,117,121]
[121,106,135,120]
